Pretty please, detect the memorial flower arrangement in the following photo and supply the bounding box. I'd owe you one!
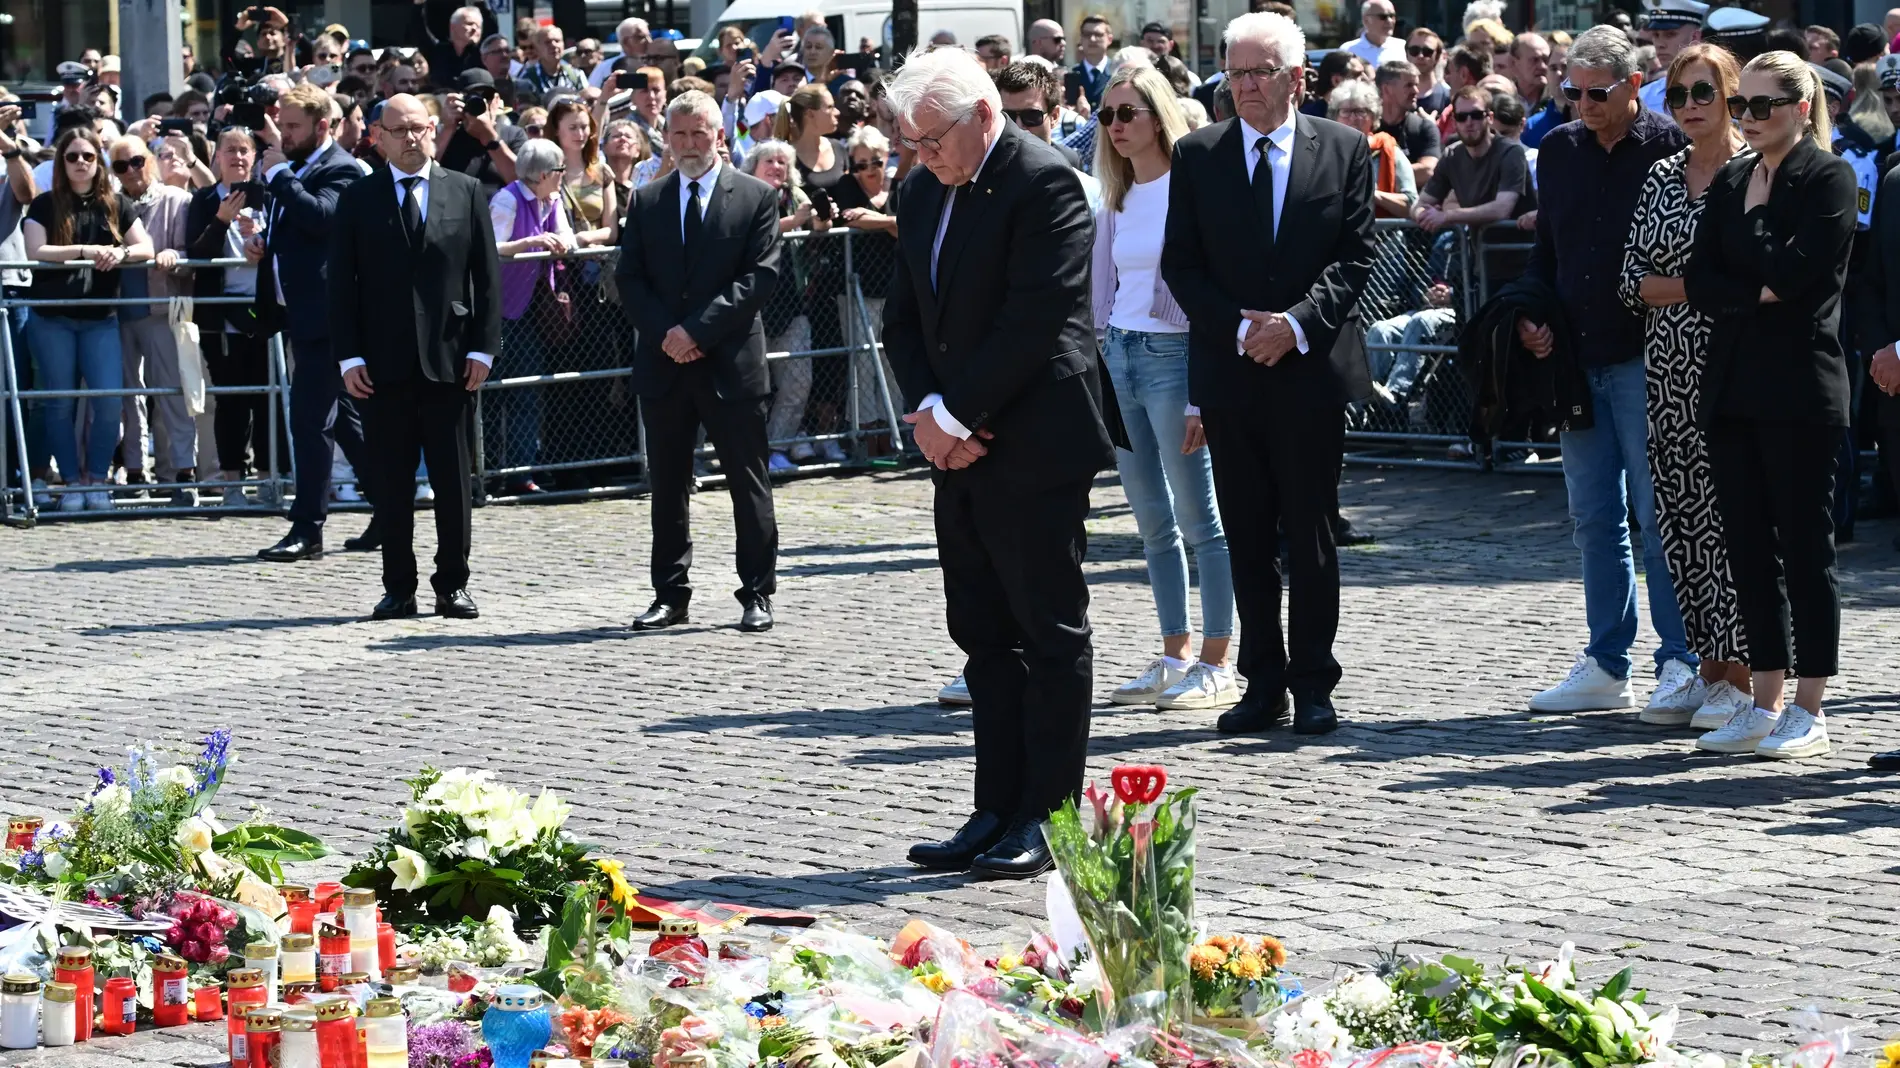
[1192,935,1289,1020]
[343,766,594,926]
[405,905,536,971]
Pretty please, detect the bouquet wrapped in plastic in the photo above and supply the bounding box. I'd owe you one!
[1042,765,1197,1032]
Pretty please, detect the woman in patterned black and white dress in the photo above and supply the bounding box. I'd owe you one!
[1619,41,1753,731]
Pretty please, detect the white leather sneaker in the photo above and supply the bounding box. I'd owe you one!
[1639,660,1705,725]
[1755,705,1831,760]
[1110,658,1189,706]
[1529,653,1633,712]
[1696,706,1780,754]
[1689,680,1753,730]
[936,674,972,706]
[1155,662,1242,711]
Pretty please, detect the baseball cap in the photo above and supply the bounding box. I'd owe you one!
[100,55,121,73]
[456,67,497,89]
[1140,21,1171,36]
[1844,22,1888,64]
[744,89,787,128]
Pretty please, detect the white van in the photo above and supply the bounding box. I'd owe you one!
[690,0,1021,65]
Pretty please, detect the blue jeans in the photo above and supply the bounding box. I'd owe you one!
[1103,327,1234,640]
[492,315,545,477]
[1559,358,1692,679]
[1364,307,1456,398]
[3,300,52,484]
[26,313,121,482]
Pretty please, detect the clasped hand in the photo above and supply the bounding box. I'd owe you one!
[662,324,703,364]
[1240,309,1295,365]
[904,407,993,470]
[1873,343,1900,396]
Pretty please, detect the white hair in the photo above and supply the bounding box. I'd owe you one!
[741,138,801,187]
[616,17,650,45]
[1327,78,1377,115]
[846,122,890,156]
[666,88,721,129]
[1222,12,1306,66]
[884,46,1001,124]
[1019,54,1056,71]
[1461,0,1505,30]
[515,137,565,181]
[450,6,483,24]
[1109,45,1155,75]
[1360,0,1393,13]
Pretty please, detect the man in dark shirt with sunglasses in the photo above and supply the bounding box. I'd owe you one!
[1519,25,1692,718]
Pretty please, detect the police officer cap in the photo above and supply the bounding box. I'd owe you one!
[1879,53,1900,91]
[1702,6,1769,38]
[1643,0,1708,30]
[55,61,91,84]
[1809,62,1851,102]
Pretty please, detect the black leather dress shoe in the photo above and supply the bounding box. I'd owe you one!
[630,600,690,630]
[371,592,418,620]
[258,533,323,562]
[971,818,1054,879]
[343,518,383,552]
[906,810,1007,870]
[739,597,774,632]
[1870,750,1900,771]
[435,589,479,619]
[1293,695,1341,735]
[1216,691,1290,734]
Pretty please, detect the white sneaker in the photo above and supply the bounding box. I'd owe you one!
[1155,662,1241,710]
[788,442,816,462]
[1696,706,1780,754]
[1528,653,1634,712]
[1690,680,1753,730]
[1639,660,1706,726]
[414,482,436,504]
[333,481,363,503]
[1110,657,1190,706]
[1755,705,1831,760]
[820,439,847,463]
[936,674,972,706]
[31,479,53,506]
[83,490,113,511]
[57,489,85,513]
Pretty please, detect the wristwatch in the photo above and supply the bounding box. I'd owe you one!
[484,139,502,152]
[1,149,19,161]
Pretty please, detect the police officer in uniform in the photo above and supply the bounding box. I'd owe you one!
[1700,6,1771,62]
[1637,0,1709,116]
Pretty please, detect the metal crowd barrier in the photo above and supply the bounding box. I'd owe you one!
[0,232,912,525]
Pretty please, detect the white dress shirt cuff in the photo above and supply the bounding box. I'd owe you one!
[1288,314,1309,354]
[1234,318,1250,356]
[339,357,366,373]
[1184,404,1200,417]
[919,392,972,440]
[264,162,292,184]
[468,351,494,368]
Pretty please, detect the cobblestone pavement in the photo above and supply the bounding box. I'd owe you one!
[4,465,1900,1064]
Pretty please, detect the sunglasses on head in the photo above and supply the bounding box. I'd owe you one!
[1727,93,1800,120]
[1002,106,1046,127]
[1102,104,1153,124]
[64,151,97,164]
[1453,107,1489,122]
[1406,44,1438,57]
[1559,80,1615,102]
[1665,80,1718,109]
[110,157,147,173]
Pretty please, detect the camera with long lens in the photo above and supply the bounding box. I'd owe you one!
[215,53,279,131]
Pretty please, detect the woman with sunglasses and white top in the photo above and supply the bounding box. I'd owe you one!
[1683,50,1856,760]
[1618,42,1755,736]
[1092,63,1237,712]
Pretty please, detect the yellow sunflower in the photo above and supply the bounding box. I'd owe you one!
[1189,944,1226,980]
[1257,936,1288,969]
[1225,952,1266,981]
[595,858,638,909]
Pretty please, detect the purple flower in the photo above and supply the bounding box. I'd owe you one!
[190,729,232,798]
[96,767,116,787]
[410,1020,478,1068]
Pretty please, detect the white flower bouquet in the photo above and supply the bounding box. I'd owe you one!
[342,767,593,926]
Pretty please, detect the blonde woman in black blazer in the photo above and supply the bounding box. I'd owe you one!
[1683,50,1854,761]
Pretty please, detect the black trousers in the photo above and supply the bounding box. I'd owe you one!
[286,337,369,537]
[1880,388,1900,507]
[937,475,1093,820]
[202,332,274,476]
[1203,399,1346,700]
[1707,417,1840,678]
[640,370,778,605]
[362,376,473,599]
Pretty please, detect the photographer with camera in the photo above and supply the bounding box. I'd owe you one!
[437,68,524,199]
[0,98,48,501]
[235,6,294,77]
[250,82,374,561]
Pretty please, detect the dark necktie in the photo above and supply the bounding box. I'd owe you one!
[683,179,704,261]
[1252,136,1275,239]
[400,175,423,243]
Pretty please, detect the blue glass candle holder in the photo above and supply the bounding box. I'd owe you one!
[482,985,553,1068]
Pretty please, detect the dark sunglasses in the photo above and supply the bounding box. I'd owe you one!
[1453,108,1489,122]
[849,159,878,172]
[524,123,545,134]
[1559,81,1615,103]
[1002,106,1047,127]
[1664,80,1718,109]
[1406,44,1438,57]
[110,157,147,173]
[1365,10,1395,19]
[1727,93,1800,120]
[1102,104,1153,124]
[64,151,98,164]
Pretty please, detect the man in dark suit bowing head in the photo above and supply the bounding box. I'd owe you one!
[1162,11,1376,737]
[615,90,784,634]
[332,93,502,621]
[885,46,1116,880]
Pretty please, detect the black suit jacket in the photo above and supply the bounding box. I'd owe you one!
[1685,136,1855,430]
[884,122,1115,491]
[185,183,271,336]
[1161,113,1377,408]
[614,164,783,401]
[1854,163,1900,354]
[257,141,363,343]
[327,164,502,385]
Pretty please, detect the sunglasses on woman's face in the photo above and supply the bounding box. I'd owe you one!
[849,159,878,172]
[1665,80,1718,109]
[110,157,147,174]
[64,151,98,164]
[1102,104,1153,125]
[1559,81,1615,103]
[1727,94,1801,120]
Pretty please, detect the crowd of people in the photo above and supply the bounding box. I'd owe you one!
[2,0,1899,785]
